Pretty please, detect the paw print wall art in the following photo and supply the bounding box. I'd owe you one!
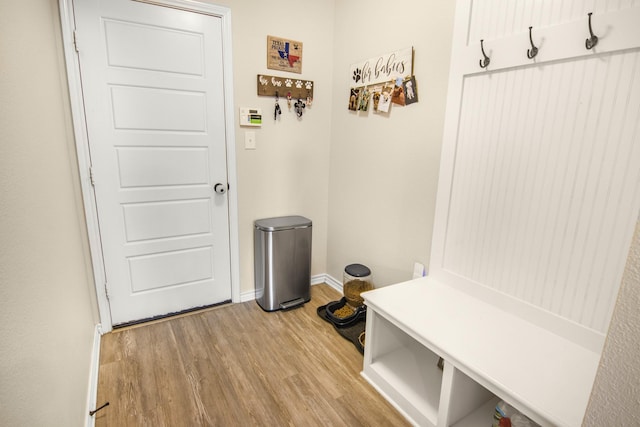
[352,68,363,84]
[257,75,314,101]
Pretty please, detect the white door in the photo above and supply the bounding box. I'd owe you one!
[74,0,232,325]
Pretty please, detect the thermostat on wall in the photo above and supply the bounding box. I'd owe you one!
[239,107,262,127]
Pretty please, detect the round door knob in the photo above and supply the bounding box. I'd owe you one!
[214,183,227,194]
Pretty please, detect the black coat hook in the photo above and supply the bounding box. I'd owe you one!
[479,39,490,68]
[585,12,599,50]
[527,26,538,59]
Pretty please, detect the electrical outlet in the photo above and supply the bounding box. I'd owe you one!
[412,262,425,279]
[245,131,256,150]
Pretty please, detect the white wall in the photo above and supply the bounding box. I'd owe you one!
[202,0,458,293]
[211,0,335,296]
[584,214,640,426]
[0,1,98,425]
[327,0,456,286]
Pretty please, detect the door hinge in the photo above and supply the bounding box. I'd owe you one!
[104,282,110,301]
[73,30,80,52]
[89,167,95,186]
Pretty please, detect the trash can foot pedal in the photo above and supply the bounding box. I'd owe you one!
[280,298,306,310]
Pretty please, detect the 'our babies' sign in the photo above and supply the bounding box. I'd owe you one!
[349,47,413,87]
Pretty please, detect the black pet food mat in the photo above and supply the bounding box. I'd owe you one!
[317,304,365,354]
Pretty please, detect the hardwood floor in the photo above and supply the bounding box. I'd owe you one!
[95,284,410,426]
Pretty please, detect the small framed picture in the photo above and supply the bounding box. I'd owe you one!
[267,35,303,74]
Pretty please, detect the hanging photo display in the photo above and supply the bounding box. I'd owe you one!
[267,35,303,74]
[347,47,417,114]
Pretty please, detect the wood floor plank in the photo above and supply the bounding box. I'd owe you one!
[95,284,410,426]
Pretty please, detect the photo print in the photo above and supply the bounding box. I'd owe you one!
[358,87,371,112]
[376,84,393,113]
[371,86,382,111]
[348,88,361,111]
[391,77,406,106]
[403,76,418,105]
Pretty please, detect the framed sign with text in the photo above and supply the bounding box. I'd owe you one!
[267,35,303,74]
[349,47,413,87]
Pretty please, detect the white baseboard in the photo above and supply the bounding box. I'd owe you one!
[85,324,102,427]
[310,274,326,285]
[315,273,343,293]
[240,289,256,303]
[241,273,343,303]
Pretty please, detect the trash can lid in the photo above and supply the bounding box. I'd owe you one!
[345,263,371,277]
[255,215,312,231]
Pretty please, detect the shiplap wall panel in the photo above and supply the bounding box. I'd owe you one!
[442,48,640,333]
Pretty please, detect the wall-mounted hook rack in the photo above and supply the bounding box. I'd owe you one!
[464,6,639,76]
[257,74,314,100]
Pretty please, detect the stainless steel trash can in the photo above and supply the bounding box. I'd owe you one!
[254,216,312,311]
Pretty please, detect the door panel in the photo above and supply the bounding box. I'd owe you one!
[116,147,209,187]
[74,0,232,325]
[103,19,205,75]
[128,247,214,292]
[110,86,207,131]
[122,199,211,242]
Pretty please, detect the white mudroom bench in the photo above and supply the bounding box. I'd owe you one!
[361,277,600,427]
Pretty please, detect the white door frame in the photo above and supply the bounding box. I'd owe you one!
[58,0,240,333]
